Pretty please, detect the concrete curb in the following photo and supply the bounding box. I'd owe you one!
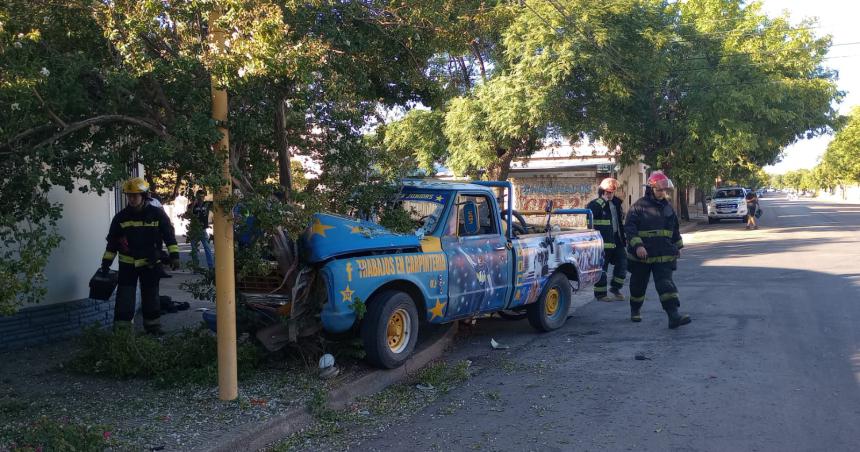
[201,322,458,452]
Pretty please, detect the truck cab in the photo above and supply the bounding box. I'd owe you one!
[301,180,603,368]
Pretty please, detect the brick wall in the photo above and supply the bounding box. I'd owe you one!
[0,298,114,351]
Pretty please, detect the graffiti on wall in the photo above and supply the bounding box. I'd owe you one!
[514,178,596,211]
[513,177,597,227]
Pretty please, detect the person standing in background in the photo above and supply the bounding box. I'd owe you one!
[184,189,214,269]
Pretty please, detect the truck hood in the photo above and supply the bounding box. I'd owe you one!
[301,213,420,263]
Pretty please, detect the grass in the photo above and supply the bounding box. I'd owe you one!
[1,417,112,451]
[67,325,262,387]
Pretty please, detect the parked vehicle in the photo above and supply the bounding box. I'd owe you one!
[706,187,749,223]
[301,180,604,368]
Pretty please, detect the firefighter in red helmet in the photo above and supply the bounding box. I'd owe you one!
[623,171,691,328]
[587,177,627,302]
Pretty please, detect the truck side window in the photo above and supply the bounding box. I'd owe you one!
[452,194,498,237]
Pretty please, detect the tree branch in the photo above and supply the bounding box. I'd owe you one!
[31,87,67,128]
[26,115,168,151]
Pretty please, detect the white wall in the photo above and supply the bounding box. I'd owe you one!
[39,184,117,306]
[617,161,646,207]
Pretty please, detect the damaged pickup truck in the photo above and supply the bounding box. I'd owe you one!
[294,180,604,368]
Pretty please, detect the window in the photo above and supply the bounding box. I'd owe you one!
[715,189,743,199]
[450,194,497,237]
[397,191,449,235]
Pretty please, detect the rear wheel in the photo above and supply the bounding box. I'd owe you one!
[527,272,572,332]
[361,291,419,369]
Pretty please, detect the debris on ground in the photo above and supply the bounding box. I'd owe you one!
[490,338,510,350]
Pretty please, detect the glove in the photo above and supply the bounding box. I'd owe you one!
[170,257,181,270]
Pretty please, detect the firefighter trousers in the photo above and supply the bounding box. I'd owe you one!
[115,263,160,330]
[628,260,680,312]
[594,249,627,297]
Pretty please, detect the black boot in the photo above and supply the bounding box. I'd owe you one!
[665,307,691,329]
[630,300,643,322]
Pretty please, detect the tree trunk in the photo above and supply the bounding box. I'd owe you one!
[678,185,690,221]
[275,97,292,201]
[697,187,707,216]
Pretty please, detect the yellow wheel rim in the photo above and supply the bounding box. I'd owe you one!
[387,308,411,354]
[545,288,560,317]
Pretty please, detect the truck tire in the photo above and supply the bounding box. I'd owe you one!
[527,272,572,332]
[708,217,719,224]
[361,290,420,369]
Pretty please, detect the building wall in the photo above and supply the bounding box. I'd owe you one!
[616,162,647,208]
[510,171,599,211]
[1,182,121,350]
[40,183,119,306]
[509,170,600,228]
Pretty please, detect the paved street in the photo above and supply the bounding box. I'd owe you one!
[347,195,860,451]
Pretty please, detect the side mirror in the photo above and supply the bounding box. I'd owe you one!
[705,197,712,202]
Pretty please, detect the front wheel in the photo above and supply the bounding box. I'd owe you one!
[708,217,719,224]
[527,272,572,332]
[361,291,420,369]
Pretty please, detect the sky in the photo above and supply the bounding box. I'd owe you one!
[759,0,860,174]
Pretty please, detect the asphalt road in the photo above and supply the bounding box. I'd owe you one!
[351,194,860,452]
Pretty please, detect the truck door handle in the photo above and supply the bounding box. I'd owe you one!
[494,246,507,251]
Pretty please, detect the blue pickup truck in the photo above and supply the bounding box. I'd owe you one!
[301,180,604,368]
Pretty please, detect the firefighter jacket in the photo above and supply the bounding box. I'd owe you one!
[587,196,626,261]
[102,204,179,268]
[624,193,683,263]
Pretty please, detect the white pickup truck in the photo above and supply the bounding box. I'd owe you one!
[706,187,749,224]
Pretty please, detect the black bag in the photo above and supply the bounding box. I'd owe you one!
[89,268,118,300]
[754,207,763,219]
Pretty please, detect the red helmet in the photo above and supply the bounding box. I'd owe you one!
[599,178,619,191]
[647,171,674,190]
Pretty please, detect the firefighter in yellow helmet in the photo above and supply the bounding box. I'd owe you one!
[587,178,627,302]
[624,171,690,328]
[100,177,180,335]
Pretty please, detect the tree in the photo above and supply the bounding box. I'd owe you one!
[0,0,455,313]
[503,0,840,218]
[818,106,860,187]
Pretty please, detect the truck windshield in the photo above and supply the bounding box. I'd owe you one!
[715,189,743,198]
[398,191,449,236]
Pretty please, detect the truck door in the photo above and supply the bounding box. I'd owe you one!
[441,192,512,318]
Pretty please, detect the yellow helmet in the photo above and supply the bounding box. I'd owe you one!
[122,177,149,194]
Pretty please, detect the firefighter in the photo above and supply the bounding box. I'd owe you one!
[587,178,627,302]
[100,177,180,335]
[624,171,691,329]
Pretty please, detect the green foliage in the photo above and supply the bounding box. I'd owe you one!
[0,0,451,312]
[348,296,367,321]
[3,417,111,452]
[68,325,262,387]
[504,0,840,190]
[781,169,814,191]
[816,107,860,186]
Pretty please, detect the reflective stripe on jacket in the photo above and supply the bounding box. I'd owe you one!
[587,196,626,252]
[102,204,179,267]
[624,193,683,263]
